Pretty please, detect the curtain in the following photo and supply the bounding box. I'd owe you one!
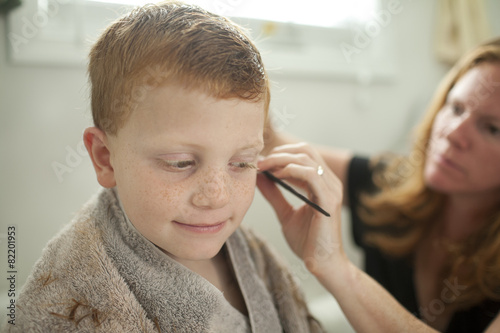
[434,0,492,65]
[0,0,21,14]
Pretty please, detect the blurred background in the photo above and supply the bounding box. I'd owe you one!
[1,0,499,331]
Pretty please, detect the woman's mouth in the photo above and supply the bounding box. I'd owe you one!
[434,153,464,174]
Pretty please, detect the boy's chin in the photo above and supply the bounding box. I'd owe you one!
[163,244,225,263]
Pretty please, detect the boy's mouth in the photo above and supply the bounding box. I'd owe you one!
[172,220,226,234]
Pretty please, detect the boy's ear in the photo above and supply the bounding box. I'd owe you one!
[83,127,116,188]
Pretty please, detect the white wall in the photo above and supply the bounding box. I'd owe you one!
[1,0,499,331]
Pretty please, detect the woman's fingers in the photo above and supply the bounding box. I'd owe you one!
[267,142,323,161]
[256,173,295,222]
[257,143,345,271]
[258,144,343,210]
[258,151,317,173]
[260,142,327,176]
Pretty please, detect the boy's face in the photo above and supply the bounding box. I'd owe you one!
[107,83,265,263]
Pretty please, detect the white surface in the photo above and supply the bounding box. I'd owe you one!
[7,0,394,80]
[309,294,356,332]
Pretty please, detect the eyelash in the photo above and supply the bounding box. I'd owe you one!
[230,162,257,170]
[156,160,257,171]
[156,160,195,171]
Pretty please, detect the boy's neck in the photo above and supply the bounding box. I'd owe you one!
[176,248,249,315]
[176,250,228,285]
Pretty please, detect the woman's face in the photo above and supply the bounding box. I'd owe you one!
[424,62,500,199]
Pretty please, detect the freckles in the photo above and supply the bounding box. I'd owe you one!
[160,182,187,204]
[160,187,173,203]
[232,177,256,197]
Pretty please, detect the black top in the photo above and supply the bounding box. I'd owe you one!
[347,156,500,333]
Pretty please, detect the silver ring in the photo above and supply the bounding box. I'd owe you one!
[317,165,324,176]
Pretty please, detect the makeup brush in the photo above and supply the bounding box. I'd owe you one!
[262,171,331,217]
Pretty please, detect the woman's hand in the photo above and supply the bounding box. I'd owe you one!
[258,142,441,333]
[257,142,347,276]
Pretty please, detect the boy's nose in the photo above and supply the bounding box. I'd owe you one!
[191,170,230,209]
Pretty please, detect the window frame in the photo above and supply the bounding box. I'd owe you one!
[5,0,398,81]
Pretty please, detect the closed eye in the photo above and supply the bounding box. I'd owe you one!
[229,162,257,170]
[157,159,196,171]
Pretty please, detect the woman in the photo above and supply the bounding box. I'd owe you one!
[258,39,500,332]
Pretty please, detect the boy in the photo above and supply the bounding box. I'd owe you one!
[7,1,323,332]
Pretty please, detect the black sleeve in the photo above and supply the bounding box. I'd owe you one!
[346,156,420,316]
[346,156,377,247]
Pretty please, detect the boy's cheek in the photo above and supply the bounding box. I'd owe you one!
[237,181,258,204]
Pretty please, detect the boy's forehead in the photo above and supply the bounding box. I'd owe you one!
[133,71,267,108]
[141,82,266,113]
[117,83,265,135]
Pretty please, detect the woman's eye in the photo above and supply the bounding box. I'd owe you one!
[451,103,464,116]
[487,124,500,137]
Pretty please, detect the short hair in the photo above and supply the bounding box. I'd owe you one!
[88,1,270,135]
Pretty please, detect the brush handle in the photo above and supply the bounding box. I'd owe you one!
[262,171,331,217]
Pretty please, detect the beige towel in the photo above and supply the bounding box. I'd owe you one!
[6,188,324,332]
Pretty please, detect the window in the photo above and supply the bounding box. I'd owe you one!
[87,0,378,28]
[6,0,397,80]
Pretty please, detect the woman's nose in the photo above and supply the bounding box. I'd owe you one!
[191,169,230,209]
[443,115,472,150]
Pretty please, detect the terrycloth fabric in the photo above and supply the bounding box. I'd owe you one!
[6,188,324,332]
